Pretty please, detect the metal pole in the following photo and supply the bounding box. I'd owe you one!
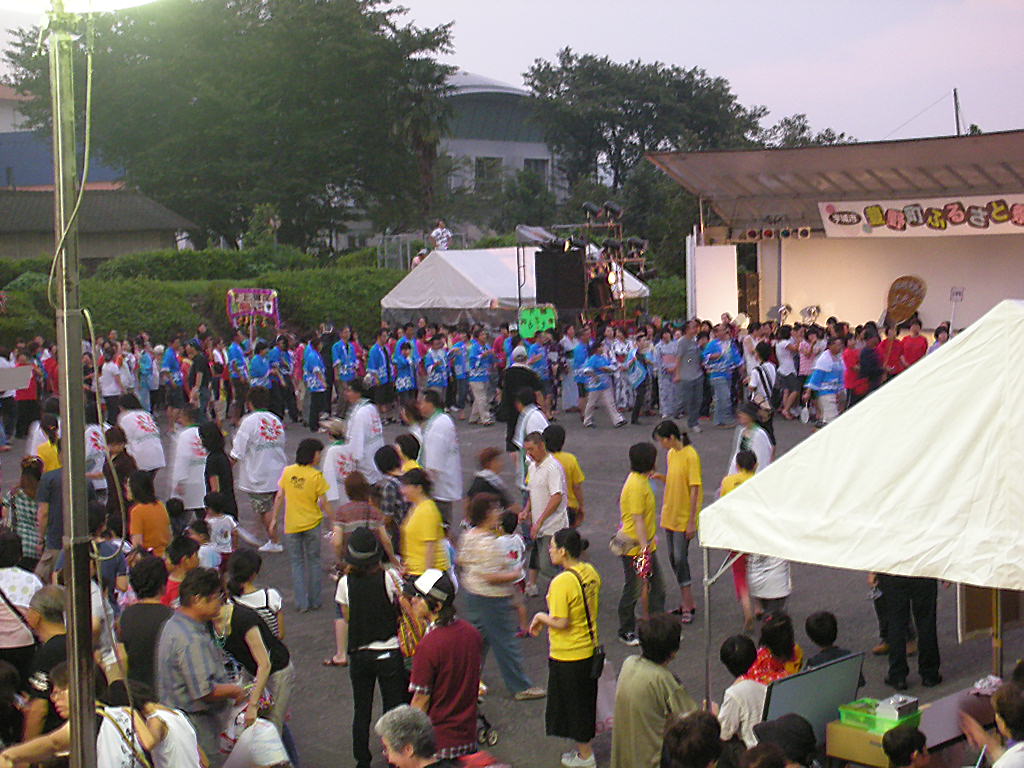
[953,88,962,136]
[703,545,712,708]
[993,588,1003,677]
[48,7,96,768]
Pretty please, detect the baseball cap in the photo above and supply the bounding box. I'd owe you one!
[512,346,528,362]
[345,527,382,566]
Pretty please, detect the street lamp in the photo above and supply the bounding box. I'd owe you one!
[0,1,157,766]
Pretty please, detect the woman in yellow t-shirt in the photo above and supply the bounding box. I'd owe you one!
[529,528,601,768]
[36,415,62,473]
[271,437,329,612]
[399,468,449,576]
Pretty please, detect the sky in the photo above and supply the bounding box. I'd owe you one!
[1,0,1022,142]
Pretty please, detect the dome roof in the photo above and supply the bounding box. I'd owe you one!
[447,70,527,97]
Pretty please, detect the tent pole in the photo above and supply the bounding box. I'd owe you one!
[993,588,1003,677]
[703,545,712,708]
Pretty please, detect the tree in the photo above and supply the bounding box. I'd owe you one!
[4,0,452,246]
[620,163,698,278]
[491,170,556,232]
[759,113,854,147]
[524,48,767,189]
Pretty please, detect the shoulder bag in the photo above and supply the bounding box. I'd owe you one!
[567,568,605,679]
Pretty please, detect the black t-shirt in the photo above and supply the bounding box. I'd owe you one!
[224,603,290,676]
[28,633,67,732]
[118,602,174,690]
[204,451,238,517]
[189,353,211,389]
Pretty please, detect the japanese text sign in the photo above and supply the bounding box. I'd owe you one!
[818,194,1024,238]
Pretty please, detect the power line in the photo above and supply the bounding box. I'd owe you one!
[882,91,952,139]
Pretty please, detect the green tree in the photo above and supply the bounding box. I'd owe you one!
[491,170,557,231]
[4,0,452,246]
[759,113,854,147]
[525,48,767,188]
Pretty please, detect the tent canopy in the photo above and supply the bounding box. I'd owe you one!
[381,247,650,314]
[699,299,1024,591]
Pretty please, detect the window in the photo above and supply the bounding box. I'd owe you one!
[474,157,504,193]
[524,158,549,184]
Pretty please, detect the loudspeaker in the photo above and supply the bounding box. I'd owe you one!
[535,247,586,309]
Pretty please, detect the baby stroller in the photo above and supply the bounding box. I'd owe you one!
[477,689,499,747]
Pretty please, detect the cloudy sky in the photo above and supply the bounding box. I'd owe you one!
[2,0,1021,142]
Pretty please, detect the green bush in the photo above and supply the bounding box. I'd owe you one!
[4,272,50,292]
[646,276,687,321]
[92,244,317,281]
[0,258,54,288]
[79,278,202,341]
[472,233,517,249]
[334,247,377,270]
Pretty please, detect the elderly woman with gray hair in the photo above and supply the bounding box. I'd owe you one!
[375,704,460,768]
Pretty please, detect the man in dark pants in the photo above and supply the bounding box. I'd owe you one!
[878,574,940,690]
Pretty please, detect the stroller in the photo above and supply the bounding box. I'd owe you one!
[476,688,499,747]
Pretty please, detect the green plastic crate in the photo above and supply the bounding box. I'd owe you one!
[839,698,923,734]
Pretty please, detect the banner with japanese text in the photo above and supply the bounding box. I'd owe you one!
[818,194,1024,238]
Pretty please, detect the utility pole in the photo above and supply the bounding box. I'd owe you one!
[953,88,962,136]
[48,4,96,767]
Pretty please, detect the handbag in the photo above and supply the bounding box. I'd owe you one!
[387,569,427,659]
[751,366,775,423]
[608,529,638,557]
[568,568,605,680]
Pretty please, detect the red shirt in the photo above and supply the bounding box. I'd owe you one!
[42,358,59,395]
[409,618,483,755]
[161,577,181,608]
[877,338,905,375]
[902,335,928,367]
[842,347,867,395]
[14,362,37,401]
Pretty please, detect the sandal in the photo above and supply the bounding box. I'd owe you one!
[322,657,348,667]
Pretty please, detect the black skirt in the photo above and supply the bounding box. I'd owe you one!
[546,656,598,743]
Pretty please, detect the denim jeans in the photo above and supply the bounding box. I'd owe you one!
[658,373,676,418]
[349,648,408,768]
[679,377,703,427]
[665,529,693,587]
[284,521,322,611]
[462,591,533,695]
[197,385,211,422]
[711,376,733,425]
[618,552,666,635]
[136,384,150,413]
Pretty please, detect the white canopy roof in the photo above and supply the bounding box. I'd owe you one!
[381,247,649,311]
[699,299,1024,591]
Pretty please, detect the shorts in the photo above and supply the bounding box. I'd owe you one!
[371,383,395,406]
[780,373,802,392]
[249,491,275,517]
[165,384,185,408]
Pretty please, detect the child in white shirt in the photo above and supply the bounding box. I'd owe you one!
[189,519,221,570]
[496,511,528,636]
[204,492,238,562]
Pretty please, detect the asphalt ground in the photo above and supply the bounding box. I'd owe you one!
[19,400,1014,768]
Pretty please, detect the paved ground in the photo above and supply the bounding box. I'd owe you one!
[19,404,1014,767]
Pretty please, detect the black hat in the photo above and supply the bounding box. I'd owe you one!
[345,527,382,566]
[753,714,817,766]
[738,401,761,420]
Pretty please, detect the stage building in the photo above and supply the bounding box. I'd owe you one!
[648,130,1024,327]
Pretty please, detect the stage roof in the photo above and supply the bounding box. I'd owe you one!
[647,130,1024,230]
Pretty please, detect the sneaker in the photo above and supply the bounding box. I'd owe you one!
[872,641,889,655]
[562,751,596,768]
[614,420,626,428]
[514,686,546,701]
[618,631,640,646]
[524,583,540,597]
[691,425,702,433]
[258,541,284,553]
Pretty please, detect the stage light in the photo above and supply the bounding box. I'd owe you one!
[582,202,602,218]
[546,237,568,251]
[761,228,775,239]
[779,228,792,239]
[602,201,624,220]
[746,229,760,240]
[638,267,658,281]
[797,226,812,239]
[566,236,588,250]
[626,236,647,253]
[602,238,622,250]
[607,271,617,285]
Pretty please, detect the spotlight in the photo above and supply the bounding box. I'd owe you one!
[607,271,617,285]
[625,236,647,253]
[746,229,760,240]
[797,226,812,239]
[582,202,602,218]
[546,237,568,251]
[567,236,588,251]
[779,228,792,239]
[761,228,775,239]
[602,238,623,251]
[602,201,624,220]
[638,267,658,281]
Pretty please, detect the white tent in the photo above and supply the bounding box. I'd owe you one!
[381,247,650,322]
[699,299,1024,592]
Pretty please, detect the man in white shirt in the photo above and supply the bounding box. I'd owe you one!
[169,406,208,520]
[117,393,166,475]
[717,634,767,749]
[521,432,568,588]
[343,378,385,484]
[0,352,16,447]
[417,390,462,525]
[98,348,124,422]
[229,387,287,553]
[428,219,452,251]
[320,417,357,509]
[511,388,549,493]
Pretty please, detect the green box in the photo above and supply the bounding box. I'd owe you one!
[839,698,922,734]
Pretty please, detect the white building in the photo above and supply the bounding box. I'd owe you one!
[649,130,1024,327]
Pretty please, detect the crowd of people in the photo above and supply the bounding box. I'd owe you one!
[0,307,972,768]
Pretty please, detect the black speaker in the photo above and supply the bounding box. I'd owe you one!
[535,247,586,309]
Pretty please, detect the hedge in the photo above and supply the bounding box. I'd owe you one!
[92,244,319,281]
[0,258,54,288]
